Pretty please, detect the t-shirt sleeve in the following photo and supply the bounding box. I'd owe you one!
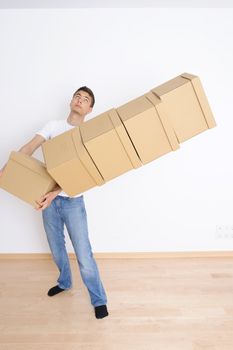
[36,121,54,140]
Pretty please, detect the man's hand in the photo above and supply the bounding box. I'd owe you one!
[35,186,62,211]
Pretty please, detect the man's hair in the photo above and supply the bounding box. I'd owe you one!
[73,86,95,107]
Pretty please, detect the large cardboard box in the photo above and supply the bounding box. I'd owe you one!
[151,73,216,142]
[42,127,104,196]
[80,108,142,181]
[116,94,180,164]
[0,151,56,207]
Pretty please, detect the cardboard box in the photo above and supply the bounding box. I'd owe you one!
[80,108,142,181]
[0,151,56,207]
[42,127,104,196]
[116,94,180,164]
[151,73,216,142]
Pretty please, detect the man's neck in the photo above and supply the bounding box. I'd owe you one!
[67,112,86,126]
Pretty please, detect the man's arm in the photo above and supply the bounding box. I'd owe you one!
[18,134,46,156]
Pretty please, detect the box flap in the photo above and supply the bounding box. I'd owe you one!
[117,95,155,121]
[42,130,78,169]
[152,74,188,98]
[116,95,177,164]
[9,151,52,178]
[181,72,198,81]
[72,127,105,185]
[145,92,180,151]
[184,75,216,129]
[108,109,142,168]
[80,111,113,141]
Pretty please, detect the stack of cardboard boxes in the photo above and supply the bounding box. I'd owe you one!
[0,73,216,206]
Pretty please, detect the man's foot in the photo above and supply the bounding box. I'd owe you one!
[47,285,65,297]
[94,305,109,319]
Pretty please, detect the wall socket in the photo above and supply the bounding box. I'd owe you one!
[216,225,233,239]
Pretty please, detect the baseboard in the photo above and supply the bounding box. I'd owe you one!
[0,251,233,259]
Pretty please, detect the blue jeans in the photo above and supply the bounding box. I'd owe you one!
[42,195,107,307]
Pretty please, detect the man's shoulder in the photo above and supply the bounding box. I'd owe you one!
[42,119,68,131]
[37,119,69,140]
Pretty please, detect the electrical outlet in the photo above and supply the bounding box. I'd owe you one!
[216,225,233,239]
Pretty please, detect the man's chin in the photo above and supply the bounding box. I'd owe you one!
[73,107,82,113]
[72,109,84,117]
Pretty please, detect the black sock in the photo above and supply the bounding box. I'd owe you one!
[48,285,65,297]
[95,305,109,319]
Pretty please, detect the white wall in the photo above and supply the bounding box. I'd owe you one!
[0,8,233,253]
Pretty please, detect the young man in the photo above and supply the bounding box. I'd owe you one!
[0,87,108,319]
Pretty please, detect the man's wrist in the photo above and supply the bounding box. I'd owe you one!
[52,186,62,196]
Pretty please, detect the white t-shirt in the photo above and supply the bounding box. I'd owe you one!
[36,119,83,198]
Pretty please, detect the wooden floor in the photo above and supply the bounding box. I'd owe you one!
[1,256,233,350]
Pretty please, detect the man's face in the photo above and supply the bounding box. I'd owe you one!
[70,90,93,116]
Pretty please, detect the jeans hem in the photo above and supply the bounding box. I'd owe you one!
[93,301,108,307]
[58,285,72,290]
